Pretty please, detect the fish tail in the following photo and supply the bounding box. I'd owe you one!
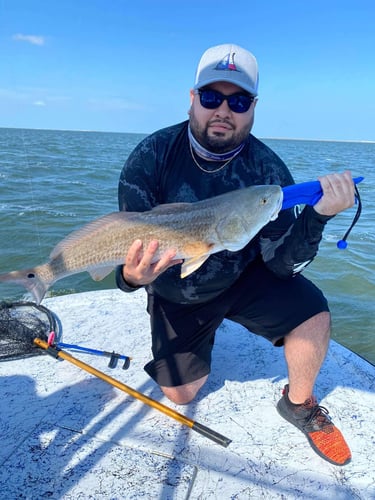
[0,266,52,305]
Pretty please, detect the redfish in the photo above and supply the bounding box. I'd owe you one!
[0,185,282,304]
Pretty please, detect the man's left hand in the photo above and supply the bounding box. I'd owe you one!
[313,170,355,216]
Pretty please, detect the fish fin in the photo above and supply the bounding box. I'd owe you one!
[50,212,131,259]
[88,266,114,281]
[150,202,192,214]
[181,254,210,278]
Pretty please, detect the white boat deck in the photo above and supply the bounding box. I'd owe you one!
[1,289,374,499]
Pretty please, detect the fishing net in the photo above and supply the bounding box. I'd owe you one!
[0,300,130,369]
[0,301,58,361]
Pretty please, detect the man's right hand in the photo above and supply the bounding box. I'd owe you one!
[122,239,183,287]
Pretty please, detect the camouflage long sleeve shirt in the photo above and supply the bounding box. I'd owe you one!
[117,120,331,304]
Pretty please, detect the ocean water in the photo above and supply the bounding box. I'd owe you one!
[0,128,374,364]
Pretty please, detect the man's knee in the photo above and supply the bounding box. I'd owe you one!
[288,311,331,341]
[160,375,208,405]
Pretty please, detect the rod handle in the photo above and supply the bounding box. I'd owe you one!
[192,422,232,447]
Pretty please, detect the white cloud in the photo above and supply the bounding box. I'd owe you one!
[12,33,45,46]
[33,100,47,107]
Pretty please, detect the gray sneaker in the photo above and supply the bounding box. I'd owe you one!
[277,384,351,466]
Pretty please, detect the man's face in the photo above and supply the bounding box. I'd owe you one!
[189,81,257,154]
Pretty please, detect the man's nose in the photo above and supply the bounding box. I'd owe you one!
[213,99,231,116]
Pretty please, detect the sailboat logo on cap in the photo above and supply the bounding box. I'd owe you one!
[215,52,239,72]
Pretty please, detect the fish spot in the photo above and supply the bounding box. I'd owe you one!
[27,273,35,279]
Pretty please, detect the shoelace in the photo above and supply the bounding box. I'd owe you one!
[302,400,333,430]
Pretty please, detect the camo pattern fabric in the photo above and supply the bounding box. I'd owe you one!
[117,120,331,303]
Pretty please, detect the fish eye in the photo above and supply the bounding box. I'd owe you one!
[260,198,267,205]
[27,273,35,279]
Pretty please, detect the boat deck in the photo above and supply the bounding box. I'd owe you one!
[1,289,374,499]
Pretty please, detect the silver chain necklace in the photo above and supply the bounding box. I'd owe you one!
[189,142,239,174]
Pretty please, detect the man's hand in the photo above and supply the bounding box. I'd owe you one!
[314,170,356,216]
[122,239,183,287]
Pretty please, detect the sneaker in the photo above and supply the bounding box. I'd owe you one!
[277,384,351,466]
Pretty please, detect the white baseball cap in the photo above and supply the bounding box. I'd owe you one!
[194,43,259,96]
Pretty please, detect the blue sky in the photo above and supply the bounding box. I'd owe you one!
[1,0,374,141]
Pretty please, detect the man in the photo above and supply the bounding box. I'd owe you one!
[116,44,354,466]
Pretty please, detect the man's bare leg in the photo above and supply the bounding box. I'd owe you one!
[160,312,330,406]
[284,311,331,403]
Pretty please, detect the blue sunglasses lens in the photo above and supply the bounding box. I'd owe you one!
[198,89,254,113]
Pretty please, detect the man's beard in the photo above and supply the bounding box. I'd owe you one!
[189,109,251,154]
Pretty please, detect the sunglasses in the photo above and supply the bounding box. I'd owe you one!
[195,88,255,113]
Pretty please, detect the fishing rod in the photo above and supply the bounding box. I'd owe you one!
[34,337,232,448]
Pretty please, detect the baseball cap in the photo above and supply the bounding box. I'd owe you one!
[194,43,259,96]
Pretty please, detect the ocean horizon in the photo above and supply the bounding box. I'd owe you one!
[2,125,374,144]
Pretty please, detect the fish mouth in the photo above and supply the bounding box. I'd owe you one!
[270,192,284,221]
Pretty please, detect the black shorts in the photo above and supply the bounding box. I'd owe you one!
[144,258,329,387]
